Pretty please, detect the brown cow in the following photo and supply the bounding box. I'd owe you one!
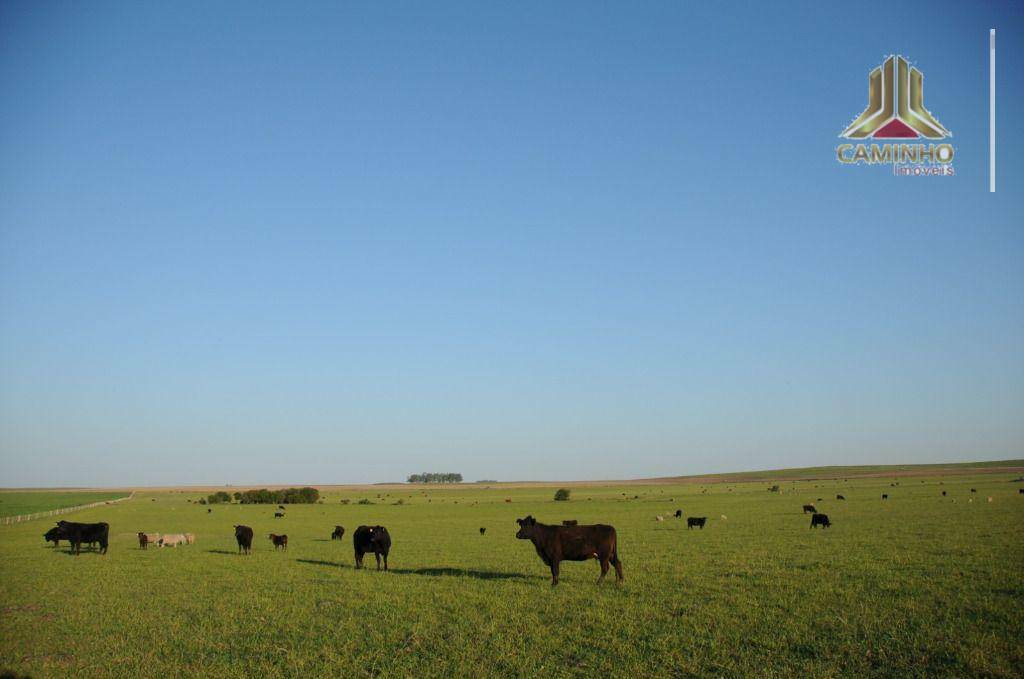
[515,516,623,586]
[268,534,288,550]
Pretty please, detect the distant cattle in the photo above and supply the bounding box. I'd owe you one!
[987,497,993,503]
[331,526,345,540]
[479,527,486,535]
[802,505,817,514]
[353,525,391,571]
[160,534,186,547]
[971,488,977,493]
[235,525,254,554]
[687,517,707,530]
[207,508,212,513]
[515,516,622,586]
[562,520,578,526]
[674,509,683,518]
[655,516,664,522]
[138,532,149,549]
[1019,489,1023,495]
[274,512,285,518]
[882,494,888,500]
[278,505,285,510]
[810,513,831,529]
[816,498,822,502]
[56,520,109,555]
[836,495,845,500]
[942,491,947,496]
[268,534,288,550]
[184,533,195,545]
[137,532,160,550]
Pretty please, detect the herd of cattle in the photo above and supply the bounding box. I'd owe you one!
[40,488,1017,585]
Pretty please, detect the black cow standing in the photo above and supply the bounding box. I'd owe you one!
[234,525,254,554]
[479,527,486,535]
[353,525,391,571]
[674,509,683,518]
[802,505,817,514]
[687,517,707,530]
[515,516,623,586]
[43,527,64,548]
[331,525,345,540]
[882,494,888,500]
[836,495,845,500]
[274,512,285,518]
[56,521,109,555]
[810,513,831,529]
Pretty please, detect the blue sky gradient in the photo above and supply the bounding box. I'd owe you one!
[1,2,1022,485]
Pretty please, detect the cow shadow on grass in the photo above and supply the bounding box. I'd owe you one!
[205,549,243,556]
[295,559,541,581]
[390,567,543,581]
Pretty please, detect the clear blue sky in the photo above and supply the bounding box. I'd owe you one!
[1,2,1021,486]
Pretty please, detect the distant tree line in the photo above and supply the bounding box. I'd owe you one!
[407,473,463,484]
[231,487,321,504]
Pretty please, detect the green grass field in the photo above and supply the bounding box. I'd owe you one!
[1,469,1022,677]
[0,491,131,518]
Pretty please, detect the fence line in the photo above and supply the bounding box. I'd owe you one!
[0,491,136,526]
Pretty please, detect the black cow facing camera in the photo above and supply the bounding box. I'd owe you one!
[234,525,254,554]
[810,513,831,529]
[354,525,391,571]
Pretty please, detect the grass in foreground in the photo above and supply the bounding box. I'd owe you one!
[1,473,1022,677]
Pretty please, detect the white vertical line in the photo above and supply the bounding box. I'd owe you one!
[990,29,996,193]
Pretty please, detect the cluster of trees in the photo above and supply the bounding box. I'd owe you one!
[407,473,463,484]
[206,491,233,504]
[554,488,571,501]
[234,487,321,504]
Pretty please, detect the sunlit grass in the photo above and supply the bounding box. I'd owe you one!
[1,473,1022,676]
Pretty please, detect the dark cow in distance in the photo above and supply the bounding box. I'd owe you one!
[515,516,622,586]
[674,509,683,518]
[234,525,254,554]
[562,520,578,526]
[353,525,391,571]
[1019,489,1023,495]
[882,494,888,500]
[971,488,977,493]
[687,517,707,530]
[331,526,345,540]
[479,527,486,535]
[268,534,288,550]
[274,512,285,518]
[56,520,109,555]
[802,504,817,514]
[942,491,947,496]
[810,513,831,529]
[836,495,845,500]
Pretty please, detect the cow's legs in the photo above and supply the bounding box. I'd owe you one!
[355,550,363,569]
[550,560,560,586]
[597,556,610,583]
[383,552,388,571]
[375,552,382,570]
[610,552,624,582]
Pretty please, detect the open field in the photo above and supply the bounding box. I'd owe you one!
[1,469,1023,677]
[0,491,131,518]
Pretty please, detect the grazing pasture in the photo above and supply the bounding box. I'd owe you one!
[1,471,1023,677]
[0,491,130,518]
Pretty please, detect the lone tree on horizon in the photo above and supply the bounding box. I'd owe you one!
[554,488,571,501]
